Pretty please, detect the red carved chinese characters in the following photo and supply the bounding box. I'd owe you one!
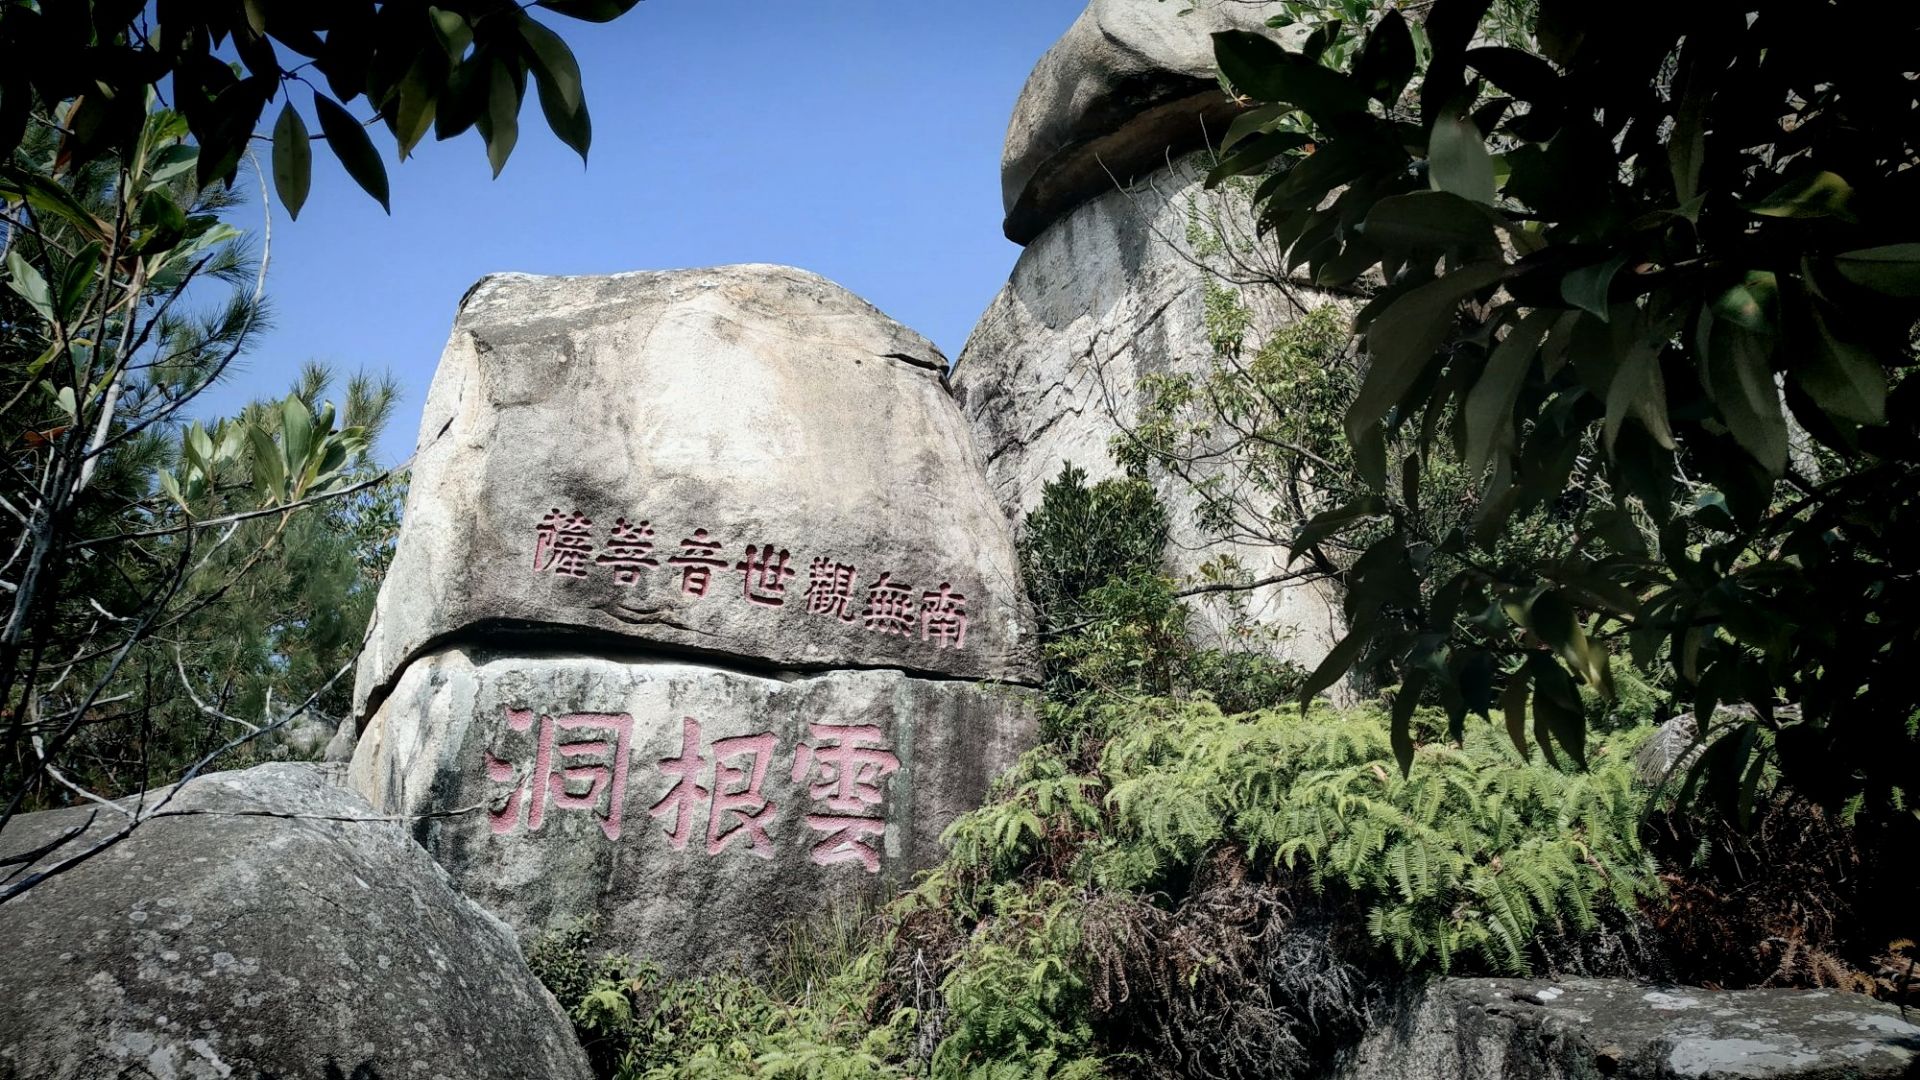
[666,529,728,597]
[645,719,778,859]
[860,572,917,636]
[919,583,969,649]
[595,518,659,585]
[804,559,859,621]
[792,724,899,872]
[707,734,778,858]
[533,509,595,578]
[646,716,711,851]
[734,545,795,607]
[484,708,633,839]
[488,709,901,874]
[523,509,980,651]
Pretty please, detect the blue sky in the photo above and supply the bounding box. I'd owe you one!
[206,2,1085,462]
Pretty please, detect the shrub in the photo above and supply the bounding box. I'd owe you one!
[1095,701,1660,974]
[1020,465,1306,715]
[528,918,909,1080]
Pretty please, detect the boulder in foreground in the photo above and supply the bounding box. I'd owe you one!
[0,763,591,1080]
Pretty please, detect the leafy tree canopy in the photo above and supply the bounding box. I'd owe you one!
[0,0,643,217]
[1208,0,1920,822]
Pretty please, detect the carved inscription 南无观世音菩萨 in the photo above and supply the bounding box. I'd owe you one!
[482,708,903,873]
[532,510,971,649]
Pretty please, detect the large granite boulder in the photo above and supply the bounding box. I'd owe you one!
[955,155,1345,672]
[1001,0,1291,243]
[0,763,591,1080]
[351,264,1039,971]
[354,263,1033,721]
[354,648,1034,970]
[1336,978,1920,1079]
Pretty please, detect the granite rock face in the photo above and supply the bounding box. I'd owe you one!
[350,264,1039,970]
[955,157,1345,672]
[0,763,591,1080]
[353,263,1034,722]
[1001,0,1291,243]
[1336,978,1920,1080]
[353,647,1034,971]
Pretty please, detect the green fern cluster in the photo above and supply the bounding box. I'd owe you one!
[1094,700,1660,973]
[530,922,911,1080]
[926,881,1106,1080]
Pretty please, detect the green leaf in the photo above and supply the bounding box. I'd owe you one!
[1603,332,1674,452]
[1298,617,1373,708]
[1500,669,1532,760]
[145,144,200,187]
[1795,295,1886,425]
[0,167,107,236]
[1212,30,1371,129]
[477,58,523,177]
[1352,10,1414,104]
[1832,244,1920,297]
[1525,590,1603,688]
[312,93,390,212]
[1711,273,1774,332]
[1699,310,1787,475]
[1391,669,1430,777]
[136,189,187,248]
[1360,190,1498,251]
[1347,261,1509,446]
[1428,112,1496,205]
[280,395,314,479]
[1207,130,1311,187]
[520,14,590,161]
[535,0,642,21]
[56,242,100,322]
[436,54,489,140]
[1351,421,1388,491]
[430,7,474,59]
[158,469,188,511]
[1745,170,1854,221]
[5,249,55,323]
[1292,496,1387,558]
[1262,136,1382,211]
[247,423,287,502]
[1463,308,1553,478]
[1559,253,1629,320]
[395,51,441,159]
[1220,103,1291,151]
[271,102,312,221]
[1463,46,1560,103]
[1669,62,1708,204]
[1532,658,1587,769]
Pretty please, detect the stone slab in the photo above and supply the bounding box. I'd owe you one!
[351,646,1036,971]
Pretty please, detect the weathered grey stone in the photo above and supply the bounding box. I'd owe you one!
[1336,978,1920,1080]
[353,264,1035,723]
[351,646,1035,971]
[1001,0,1294,243]
[1634,705,1800,786]
[0,762,591,1080]
[1636,713,1712,786]
[955,156,1344,673]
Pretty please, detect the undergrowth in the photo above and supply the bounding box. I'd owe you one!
[527,465,1901,1079]
[531,698,1662,1080]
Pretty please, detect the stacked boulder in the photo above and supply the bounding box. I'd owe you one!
[954,0,1345,671]
[347,264,1039,971]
